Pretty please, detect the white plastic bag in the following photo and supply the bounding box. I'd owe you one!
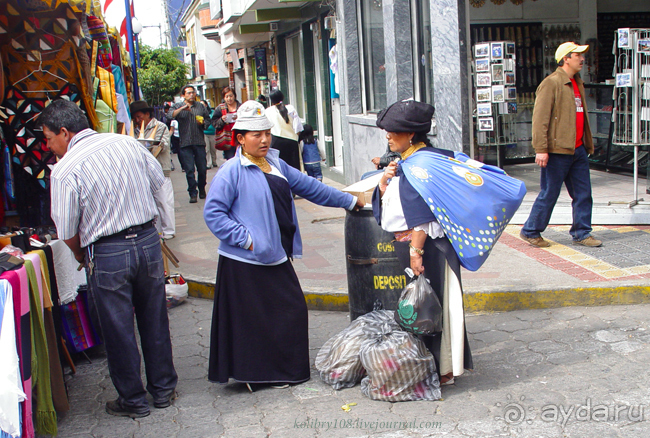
[315,310,398,389]
[165,274,188,308]
[359,321,441,402]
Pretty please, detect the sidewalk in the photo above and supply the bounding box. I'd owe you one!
[57,299,650,437]
[165,155,650,312]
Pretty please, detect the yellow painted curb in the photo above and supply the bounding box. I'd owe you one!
[187,280,214,300]
[463,286,650,313]
[186,280,650,313]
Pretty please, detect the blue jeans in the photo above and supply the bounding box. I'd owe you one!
[522,145,593,241]
[86,226,177,411]
[179,144,207,196]
[304,162,323,180]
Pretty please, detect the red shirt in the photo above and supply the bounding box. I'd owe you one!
[571,78,584,148]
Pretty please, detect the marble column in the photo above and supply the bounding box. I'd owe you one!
[383,0,414,104]
[430,0,472,153]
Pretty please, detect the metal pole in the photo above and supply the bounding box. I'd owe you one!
[135,34,141,69]
[125,0,139,100]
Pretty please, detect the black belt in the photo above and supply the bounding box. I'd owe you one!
[96,220,155,243]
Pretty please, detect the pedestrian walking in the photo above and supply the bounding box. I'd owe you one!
[203,101,218,169]
[45,99,177,418]
[210,87,241,161]
[372,99,474,386]
[203,101,363,390]
[167,85,210,203]
[298,124,324,181]
[520,42,602,248]
[131,100,176,240]
[266,89,303,171]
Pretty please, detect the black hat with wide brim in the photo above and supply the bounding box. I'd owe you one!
[130,100,154,115]
[375,100,435,133]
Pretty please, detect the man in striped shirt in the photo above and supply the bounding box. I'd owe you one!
[167,85,210,203]
[45,100,178,418]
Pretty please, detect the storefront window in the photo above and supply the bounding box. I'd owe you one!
[412,0,434,105]
[359,0,386,112]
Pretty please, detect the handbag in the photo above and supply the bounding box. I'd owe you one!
[215,106,232,151]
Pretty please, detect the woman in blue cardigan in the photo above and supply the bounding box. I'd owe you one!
[203,101,362,391]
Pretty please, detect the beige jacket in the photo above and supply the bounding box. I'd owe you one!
[531,67,594,155]
[134,118,171,177]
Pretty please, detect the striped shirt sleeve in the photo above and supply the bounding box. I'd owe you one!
[50,176,81,241]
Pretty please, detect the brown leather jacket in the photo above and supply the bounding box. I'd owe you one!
[531,67,594,155]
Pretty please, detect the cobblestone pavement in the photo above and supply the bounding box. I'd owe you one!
[57,298,650,437]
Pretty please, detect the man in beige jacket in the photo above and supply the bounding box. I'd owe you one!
[520,42,602,248]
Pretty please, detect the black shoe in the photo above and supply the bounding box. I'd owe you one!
[189,195,198,203]
[153,391,178,409]
[105,399,150,418]
[199,189,206,199]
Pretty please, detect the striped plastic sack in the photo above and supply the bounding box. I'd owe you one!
[315,310,398,390]
[359,321,441,402]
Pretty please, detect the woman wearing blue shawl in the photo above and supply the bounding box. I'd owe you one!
[371,100,473,386]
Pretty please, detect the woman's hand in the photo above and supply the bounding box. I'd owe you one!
[222,114,228,121]
[410,253,424,275]
[379,160,398,195]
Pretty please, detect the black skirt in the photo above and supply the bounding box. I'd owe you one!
[271,136,300,171]
[207,256,310,384]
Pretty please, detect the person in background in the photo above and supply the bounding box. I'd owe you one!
[257,94,268,108]
[361,144,402,180]
[298,124,324,181]
[167,85,210,203]
[371,99,473,386]
[163,102,176,171]
[46,99,177,418]
[131,100,175,240]
[202,100,218,169]
[203,101,363,391]
[265,89,303,171]
[210,87,241,161]
[519,42,601,248]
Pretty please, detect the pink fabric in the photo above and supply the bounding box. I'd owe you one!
[2,267,34,438]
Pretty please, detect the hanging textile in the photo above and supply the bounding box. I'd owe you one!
[96,65,118,113]
[86,15,112,69]
[3,267,34,438]
[30,249,68,413]
[0,279,26,438]
[22,259,56,436]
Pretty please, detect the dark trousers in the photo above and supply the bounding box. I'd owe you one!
[521,145,593,241]
[86,226,177,411]
[179,144,208,196]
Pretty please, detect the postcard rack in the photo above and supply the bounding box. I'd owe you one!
[611,28,650,206]
[472,40,519,168]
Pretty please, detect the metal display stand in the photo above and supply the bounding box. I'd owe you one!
[611,28,650,207]
[472,40,519,168]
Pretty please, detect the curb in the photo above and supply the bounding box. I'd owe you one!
[186,279,650,313]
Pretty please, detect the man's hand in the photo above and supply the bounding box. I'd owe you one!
[371,156,381,169]
[183,103,192,111]
[535,153,549,168]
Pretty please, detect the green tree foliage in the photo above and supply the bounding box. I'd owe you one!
[138,45,189,106]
